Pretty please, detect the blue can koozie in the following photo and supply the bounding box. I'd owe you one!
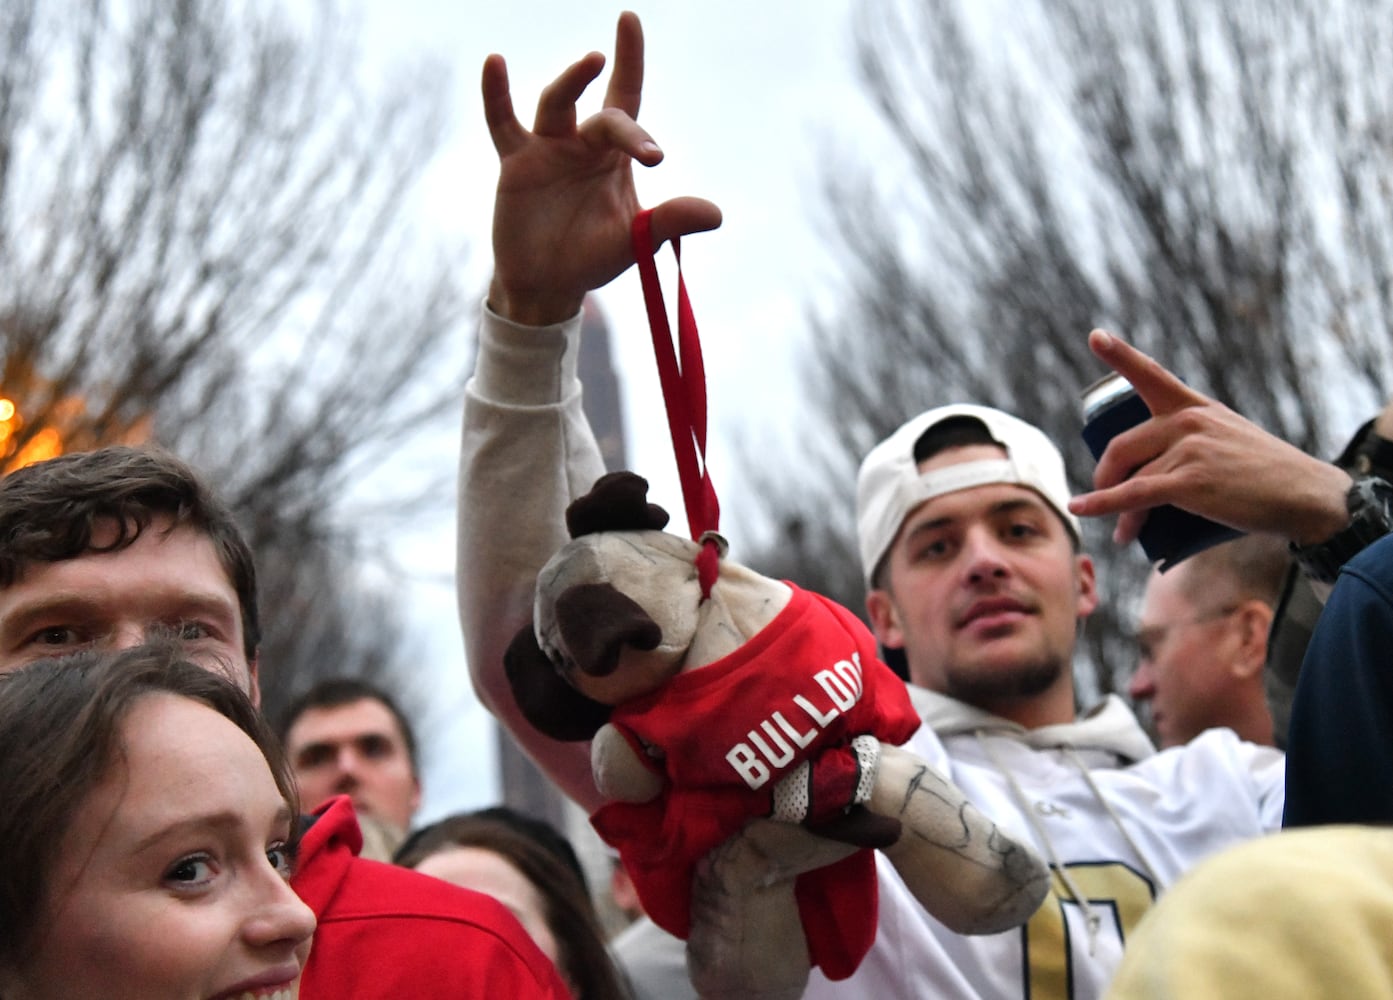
[1081,373,1242,570]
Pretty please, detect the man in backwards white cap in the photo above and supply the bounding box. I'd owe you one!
[839,402,1283,996]
[859,404,1094,730]
[460,14,1284,1000]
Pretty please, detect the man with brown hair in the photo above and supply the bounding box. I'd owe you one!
[279,677,422,861]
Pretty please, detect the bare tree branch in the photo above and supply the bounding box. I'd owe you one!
[744,0,1393,703]
[0,0,469,721]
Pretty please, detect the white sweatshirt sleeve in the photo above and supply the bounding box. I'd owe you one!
[457,303,609,810]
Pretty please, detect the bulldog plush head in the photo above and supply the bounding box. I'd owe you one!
[505,471,732,739]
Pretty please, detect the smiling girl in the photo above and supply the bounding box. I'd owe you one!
[0,641,316,999]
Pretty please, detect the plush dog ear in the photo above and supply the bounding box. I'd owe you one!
[566,471,670,538]
[504,623,613,741]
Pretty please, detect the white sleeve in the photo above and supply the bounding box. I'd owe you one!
[1245,738,1287,832]
[457,302,609,810]
[1176,728,1286,833]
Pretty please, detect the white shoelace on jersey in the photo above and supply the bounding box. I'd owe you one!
[1061,745,1163,891]
[974,732,1162,957]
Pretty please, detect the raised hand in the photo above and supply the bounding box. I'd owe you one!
[482,11,722,326]
[1068,329,1351,547]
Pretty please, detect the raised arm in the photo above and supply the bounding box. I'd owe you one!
[460,12,720,811]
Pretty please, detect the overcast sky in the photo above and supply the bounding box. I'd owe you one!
[347,1,898,820]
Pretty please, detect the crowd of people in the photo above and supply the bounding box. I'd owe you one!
[2,9,1392,999]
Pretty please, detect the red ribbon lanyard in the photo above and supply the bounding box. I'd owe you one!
[631,208,721,598]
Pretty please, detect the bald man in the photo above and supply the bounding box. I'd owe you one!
[1130,535,1289,747]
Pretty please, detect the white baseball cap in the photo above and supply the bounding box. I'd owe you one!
[856,404,1081,585]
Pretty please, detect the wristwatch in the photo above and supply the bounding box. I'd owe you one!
[1291,476,1393,583]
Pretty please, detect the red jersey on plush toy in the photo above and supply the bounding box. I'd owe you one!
[591,584,920,981]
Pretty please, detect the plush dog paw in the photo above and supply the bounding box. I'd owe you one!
[871,743,1051,935]
[771,735,881,823]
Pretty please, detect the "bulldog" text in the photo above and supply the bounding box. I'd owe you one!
[724,652,866,790]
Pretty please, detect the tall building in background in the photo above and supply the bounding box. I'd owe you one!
[577,297,628,473]
[494,296,626,836]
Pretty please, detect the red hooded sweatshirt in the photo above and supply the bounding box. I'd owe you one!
[293,796,570,999]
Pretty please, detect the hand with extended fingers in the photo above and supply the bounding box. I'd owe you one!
[482,11,722,326]
[1068,329,1352,548]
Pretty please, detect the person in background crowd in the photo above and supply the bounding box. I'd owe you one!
[1129,534,1288,747]
[1103,823,1393,1000]
[1261,395,1393,747]
[279,677,421,861]
[396,806,631,1000]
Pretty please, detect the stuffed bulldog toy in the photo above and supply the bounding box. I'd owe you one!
[505,472,1048,995]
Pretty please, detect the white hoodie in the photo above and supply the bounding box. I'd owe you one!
[805,689,1283,999]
